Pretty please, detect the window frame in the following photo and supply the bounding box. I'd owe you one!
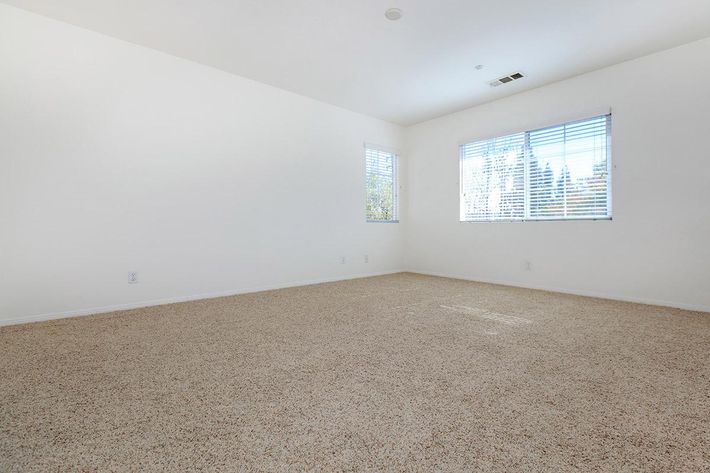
[365,144,399,223]
[459,114,612,223]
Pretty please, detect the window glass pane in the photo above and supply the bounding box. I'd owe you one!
[528,115,610,219]
[366,148,397,222]
[460,114,611,222]
[460,132,525,221]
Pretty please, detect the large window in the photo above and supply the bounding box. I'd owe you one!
[365,146,398,222]
[460,114,611,222]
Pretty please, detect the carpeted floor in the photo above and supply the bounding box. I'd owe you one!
[1,273,708,472]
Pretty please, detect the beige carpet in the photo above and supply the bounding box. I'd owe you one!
[1,273,708,472]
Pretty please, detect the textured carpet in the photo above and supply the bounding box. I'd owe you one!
[1,273,708,472]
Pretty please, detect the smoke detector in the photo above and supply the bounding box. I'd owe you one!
[385,8,403,21]
[489,72,525,87]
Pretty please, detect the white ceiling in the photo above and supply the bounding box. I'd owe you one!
[4,0,710,125]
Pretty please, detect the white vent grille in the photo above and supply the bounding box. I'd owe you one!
[489,72,525,87]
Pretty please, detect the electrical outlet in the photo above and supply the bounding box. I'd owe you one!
[128,271,138,284]
[339,256,346,264]
[364,254,369,263]
[524,260,532,271]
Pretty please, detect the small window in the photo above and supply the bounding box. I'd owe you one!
[365,146,398,222]
[460,114,611,222]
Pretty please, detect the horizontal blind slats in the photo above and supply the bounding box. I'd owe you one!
[461,114,610,222]
[366,147,398,222]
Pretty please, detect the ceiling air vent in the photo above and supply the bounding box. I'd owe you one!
[489,72,525,87]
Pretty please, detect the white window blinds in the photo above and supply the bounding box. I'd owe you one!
[460,114,611,222]
[366,146,398,222]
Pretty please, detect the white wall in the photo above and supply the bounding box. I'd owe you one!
[404,37,710,312]
[3,5,709,325]
[0,5,404,324]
